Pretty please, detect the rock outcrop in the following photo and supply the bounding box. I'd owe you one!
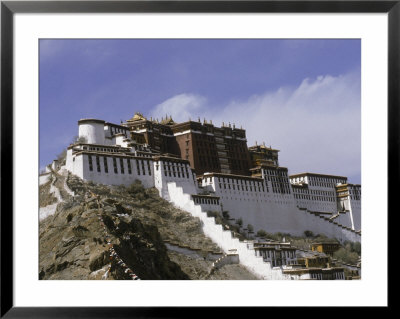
[39,172,258,280]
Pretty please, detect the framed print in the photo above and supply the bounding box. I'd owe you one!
[1,0,396,316]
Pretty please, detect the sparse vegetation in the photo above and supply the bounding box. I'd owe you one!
[56,149,67,165]
[333,241,361,265]
[222,211,230,220]
[206,211,223,225]
[304,230,314,237]
[333,248,359,265]
[72,135,88,144]
[256,229,267,238]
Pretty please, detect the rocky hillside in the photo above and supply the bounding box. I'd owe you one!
[39,170,258,280]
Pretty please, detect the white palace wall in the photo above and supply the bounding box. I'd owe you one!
[350,200,361,231]
[73,153,155,188]
[66,148,360,243]
[153,159,197,201]
[65,119,361,245]
[201,175,360,243]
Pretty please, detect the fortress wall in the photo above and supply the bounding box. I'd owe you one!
[80,154,154,188]
[296,199,338,214]
[65,149,75,173]
[69,152,360,243]
[203,175,360,242]
[193,200,222,213]
[350,200,361,231]
[335,212,353,229]
[70,153,84,180]
[154,159,197,200]
[217,189,360,242]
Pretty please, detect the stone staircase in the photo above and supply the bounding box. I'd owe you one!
[40,167,76,221]
[165,182,292,280]
[299,207,360,242]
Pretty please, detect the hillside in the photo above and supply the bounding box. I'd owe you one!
[39,170,258,280]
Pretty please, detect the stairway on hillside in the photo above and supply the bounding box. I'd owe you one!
[164,182,292,280]
[304,208,358,238]
[40,166,75,221]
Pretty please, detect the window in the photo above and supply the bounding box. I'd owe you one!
[120,158,125,174]
[127,159,132,174]
[96,156,101,172]
[88,155,93,171]
[147,160,151,175]
[113,158,118,174]
[103,157,108,173]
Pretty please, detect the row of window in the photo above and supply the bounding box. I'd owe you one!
[257,249,296,259]
[294,188,335,196]
[88,155,152,176]
[109,126,128,136]
[271,182,291,194]
[294,194,337,202]
[193,197,219,205]
[310,272,344,280]
[162,162,190,179]
[264,169,288,177]
[219,181,268,193]
[309,179,346,188]
[85,146,124,153]
[199,155,219,169]
[266,175,288,183]
[217,177,264,187]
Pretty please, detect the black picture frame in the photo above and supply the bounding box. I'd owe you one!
[1,0,395,317]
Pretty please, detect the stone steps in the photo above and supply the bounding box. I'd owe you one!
[165,182,291,280]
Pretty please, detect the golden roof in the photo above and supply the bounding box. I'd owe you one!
[160,116,175,125]
[129,112,146,122]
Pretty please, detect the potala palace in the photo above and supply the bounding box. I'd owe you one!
[50,113,361,280]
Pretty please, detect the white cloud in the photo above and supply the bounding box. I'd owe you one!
[150,93,207,123]
[150,71,361,181]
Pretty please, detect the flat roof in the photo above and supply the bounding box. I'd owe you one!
[191,194,220,199]
[78,118,105,125]
[153,155,190,163]
[250,165,288,171]
[73,150,151,159]
[68,143,131,150]
[201,172,263,181]
[248,145,280,152]
[105,122,129,129]
[289,172,348,180]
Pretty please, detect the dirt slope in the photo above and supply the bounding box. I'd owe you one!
[39,172,258,280]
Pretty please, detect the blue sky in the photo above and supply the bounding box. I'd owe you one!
[40,39,361,183]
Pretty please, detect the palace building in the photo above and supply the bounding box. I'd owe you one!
[124,113,251,176]
[58,112,360,280]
